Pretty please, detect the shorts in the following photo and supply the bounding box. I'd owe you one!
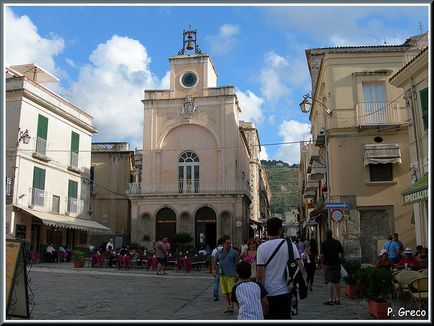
[324,264,341,283]
[157,257,168,266]
[219,276,236,294]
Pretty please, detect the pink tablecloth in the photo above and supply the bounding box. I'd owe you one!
[56,251,68,263]
[144,256,158,270]
[91,254,105,268]
[176,258,192,272]
[117,255,132,269]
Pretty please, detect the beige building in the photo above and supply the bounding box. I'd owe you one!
[389,42,429,247]
[5,64,110,254]
[128,30,267,249]
[90,142,135,248]
[300,34,427,262]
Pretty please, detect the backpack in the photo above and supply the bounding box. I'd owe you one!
[285,238,308,300]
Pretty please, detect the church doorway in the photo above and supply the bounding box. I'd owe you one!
[195,207,216,249]
[156,208,177,242]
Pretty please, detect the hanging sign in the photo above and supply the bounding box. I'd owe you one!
[330,209,344,223]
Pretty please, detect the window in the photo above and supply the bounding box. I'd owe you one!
[419,88,428,130]
[52,195,60,214]
[362,83,386,124]
[68,180,78,213]
[178,151,200,193]
[369,163,393,182]
[32,167,46,207]
[70,131,80,167]
[36,114,48,155]
[47,226,62,244]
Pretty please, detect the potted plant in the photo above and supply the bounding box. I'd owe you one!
[71,249,86,268]
[342,260,362,299]
[357,266,394,319]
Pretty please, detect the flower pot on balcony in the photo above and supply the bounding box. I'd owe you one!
[344,284,360,299]
[368,300,391,319]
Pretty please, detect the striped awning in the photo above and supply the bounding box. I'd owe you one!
[17,206,112,233]
[363,144,401,166]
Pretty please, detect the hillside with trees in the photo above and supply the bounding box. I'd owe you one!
[263,160,299,215]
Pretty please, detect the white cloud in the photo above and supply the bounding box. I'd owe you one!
[68,35,161,148]
[274,120,311,164]
[236,89,264,124]
[259,145,269,161]
[207,24,240,55]
[4,7,64,76]
[259,51,293,102]
[159,71,171,89]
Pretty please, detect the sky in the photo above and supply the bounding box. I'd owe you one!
[4,3,429,164]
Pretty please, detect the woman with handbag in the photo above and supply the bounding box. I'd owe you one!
[301,243,316,291]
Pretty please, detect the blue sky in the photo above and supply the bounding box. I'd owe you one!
[4,4,429,164]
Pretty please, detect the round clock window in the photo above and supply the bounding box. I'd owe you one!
[181,72,198,88]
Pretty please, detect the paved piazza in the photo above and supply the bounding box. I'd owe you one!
[11,263,429,322]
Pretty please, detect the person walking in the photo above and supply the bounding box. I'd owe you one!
[320,229,344,306]
[211,237,224,301]
[213,235,240,313]
[256,218,303,319]
[155,237,168,275]
[301,243,316,291]
[383,235,401,264]
[231,261,269,320]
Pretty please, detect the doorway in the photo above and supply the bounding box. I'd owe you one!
[156,208,177,242]
[195,207,216,249]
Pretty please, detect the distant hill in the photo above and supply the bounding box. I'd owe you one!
[263,160,299,215]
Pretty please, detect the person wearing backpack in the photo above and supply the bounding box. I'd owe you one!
[256,218,304,319]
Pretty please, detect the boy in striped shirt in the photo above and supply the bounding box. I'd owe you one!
[231,261,269,320]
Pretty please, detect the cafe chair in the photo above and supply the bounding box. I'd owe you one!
[408,276,428,309]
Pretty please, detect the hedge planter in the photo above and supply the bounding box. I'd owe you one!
[73,260,85,268]
[344,284,360,299]
[368,300,391,319]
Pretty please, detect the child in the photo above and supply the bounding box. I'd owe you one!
[231,261,269,320]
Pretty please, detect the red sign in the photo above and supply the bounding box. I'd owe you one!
[330,209,344,223]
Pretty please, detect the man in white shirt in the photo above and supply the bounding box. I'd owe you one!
[211,237,224,301]
[106,239,114,251]
[256,218,303,319]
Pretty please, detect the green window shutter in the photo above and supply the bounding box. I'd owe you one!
[37,114,48,140]
[419,88,428,130]
[71,132,80,153]
[68,180,78,199]
[33,167,46,190]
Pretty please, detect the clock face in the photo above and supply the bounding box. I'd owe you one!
[181,72,198,88]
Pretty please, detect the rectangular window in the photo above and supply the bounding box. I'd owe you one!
[36,114,48,155]
[369,163,393,182]
[47,226,62,244]
[419,87,428,130]
[32,167,46,207]
[362,83,386,124]
[52,195,60,214]
[70,131,80,167]
[68,180,78,213]
[15,224,26,239]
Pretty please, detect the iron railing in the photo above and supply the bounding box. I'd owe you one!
[356,102,400,126]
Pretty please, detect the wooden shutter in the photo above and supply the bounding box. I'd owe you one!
[71,132,80,153]
[68,180,78,199]
[419,88,428,130]
[37,114,48,140]
[32,167,46,190]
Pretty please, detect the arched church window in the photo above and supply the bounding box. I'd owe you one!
[178,151,199,193]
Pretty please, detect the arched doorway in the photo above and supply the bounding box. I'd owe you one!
[195,207,216,249]
[156,208,176,242]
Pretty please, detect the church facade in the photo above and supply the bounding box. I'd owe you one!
[128,30,266,249]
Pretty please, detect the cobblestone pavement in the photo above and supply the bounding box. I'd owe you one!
[12,262,429,322]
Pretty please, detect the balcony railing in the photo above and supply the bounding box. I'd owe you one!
[127,181,252,198]
[35,137,47,156]
[67,197,84,217]
[70,151,79,167]
[356,102,400,127]
[30,187,49,209]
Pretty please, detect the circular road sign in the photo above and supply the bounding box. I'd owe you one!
[235,220,242,227]
[330,209,344,223]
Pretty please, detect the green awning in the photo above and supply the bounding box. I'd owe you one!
[402,174,428,205]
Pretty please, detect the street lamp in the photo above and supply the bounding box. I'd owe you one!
[17,128,31,145]
[299,94,332,229]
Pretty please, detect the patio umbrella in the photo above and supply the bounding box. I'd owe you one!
[9,64,58,83]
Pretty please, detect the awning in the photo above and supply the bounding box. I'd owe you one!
[402,174,428,205]
[17,206,112,233]
[306,175,319,191]
[363,144,401,166]
[310,160,326,180]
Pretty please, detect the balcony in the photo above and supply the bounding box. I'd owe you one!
[126,181,252,198]
[30,187,49,210]
[32,137,51,162]
[356,102,401,127]
[67,152,82,174]
[66,197,84,217]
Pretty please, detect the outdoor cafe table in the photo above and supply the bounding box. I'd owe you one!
[117,255,132,269]
[176,257,192,272]
[91,253,105,268]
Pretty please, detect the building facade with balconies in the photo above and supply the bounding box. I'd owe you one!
[300,34,427,262]
[127,31,255,249]
[5,64,110,254]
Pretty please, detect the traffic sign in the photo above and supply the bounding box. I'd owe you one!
[330,209,344,223]
[325,202,349,209]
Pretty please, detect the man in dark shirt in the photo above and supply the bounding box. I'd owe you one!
[320,229,344,305]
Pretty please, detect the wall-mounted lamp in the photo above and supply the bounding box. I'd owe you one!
[17,128,31,145]
[299,94,332,116]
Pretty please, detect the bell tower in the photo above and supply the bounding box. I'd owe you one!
[169,27,217,97]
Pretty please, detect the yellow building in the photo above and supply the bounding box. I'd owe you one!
[300,34,427,262]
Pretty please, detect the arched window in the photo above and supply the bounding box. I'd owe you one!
[178,151,199,193]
